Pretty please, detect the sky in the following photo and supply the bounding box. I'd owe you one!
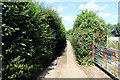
[35,0,119,31]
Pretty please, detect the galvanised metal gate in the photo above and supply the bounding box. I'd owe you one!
[92,35,120,79]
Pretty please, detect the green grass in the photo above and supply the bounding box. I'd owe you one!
[66,34,72,42]
[108,40,120,50]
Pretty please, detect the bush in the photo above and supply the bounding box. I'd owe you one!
[71,10,108,65]
[2,2,66,79]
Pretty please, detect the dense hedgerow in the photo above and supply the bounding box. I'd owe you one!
[71,10,108,65]
[2,2,66,79]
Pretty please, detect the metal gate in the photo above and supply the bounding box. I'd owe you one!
[92,35,120,79]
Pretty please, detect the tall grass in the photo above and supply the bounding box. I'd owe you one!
[108,40,120,50]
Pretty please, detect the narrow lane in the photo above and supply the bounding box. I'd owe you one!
[38,40,110,79]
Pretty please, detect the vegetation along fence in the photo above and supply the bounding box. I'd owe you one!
[92,34,120,79]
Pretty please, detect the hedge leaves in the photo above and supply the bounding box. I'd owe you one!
[71,10,108,65]
[2,2,66,79]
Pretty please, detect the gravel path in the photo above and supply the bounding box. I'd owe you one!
[38,40,111,79]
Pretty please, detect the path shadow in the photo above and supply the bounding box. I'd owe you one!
[32,41,67,80]
[55,41,67,58]
[38,62,57,78]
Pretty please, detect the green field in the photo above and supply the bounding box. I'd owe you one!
[108,40,120,50]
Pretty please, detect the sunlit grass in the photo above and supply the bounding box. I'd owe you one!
[108,40,120,50]
[66,34,72,41]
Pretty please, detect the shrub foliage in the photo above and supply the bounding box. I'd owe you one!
[71,10,108,65]
[2,2,66,79]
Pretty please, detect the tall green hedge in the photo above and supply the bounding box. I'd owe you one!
[2,2,66,79]
[71,10,108,65]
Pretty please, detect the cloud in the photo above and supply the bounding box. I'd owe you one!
[46,0,56,2]
[33,0,119,2]
[32,0,57,2]
[97,13,110,18]
[113,15,118,19]
[52,6,67,12]
[59,13,62,17]
[79,0,108,11]
[62,15,77,22]
[100,5,108,10]
[79,0,99,11]
[42,0,57,3]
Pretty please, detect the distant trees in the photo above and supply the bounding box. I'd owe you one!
[107,23,120,36]
[67,29,72,35]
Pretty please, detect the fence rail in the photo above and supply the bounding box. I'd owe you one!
[92,34,120,79]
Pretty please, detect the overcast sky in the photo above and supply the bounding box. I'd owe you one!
[36,0,119,31]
